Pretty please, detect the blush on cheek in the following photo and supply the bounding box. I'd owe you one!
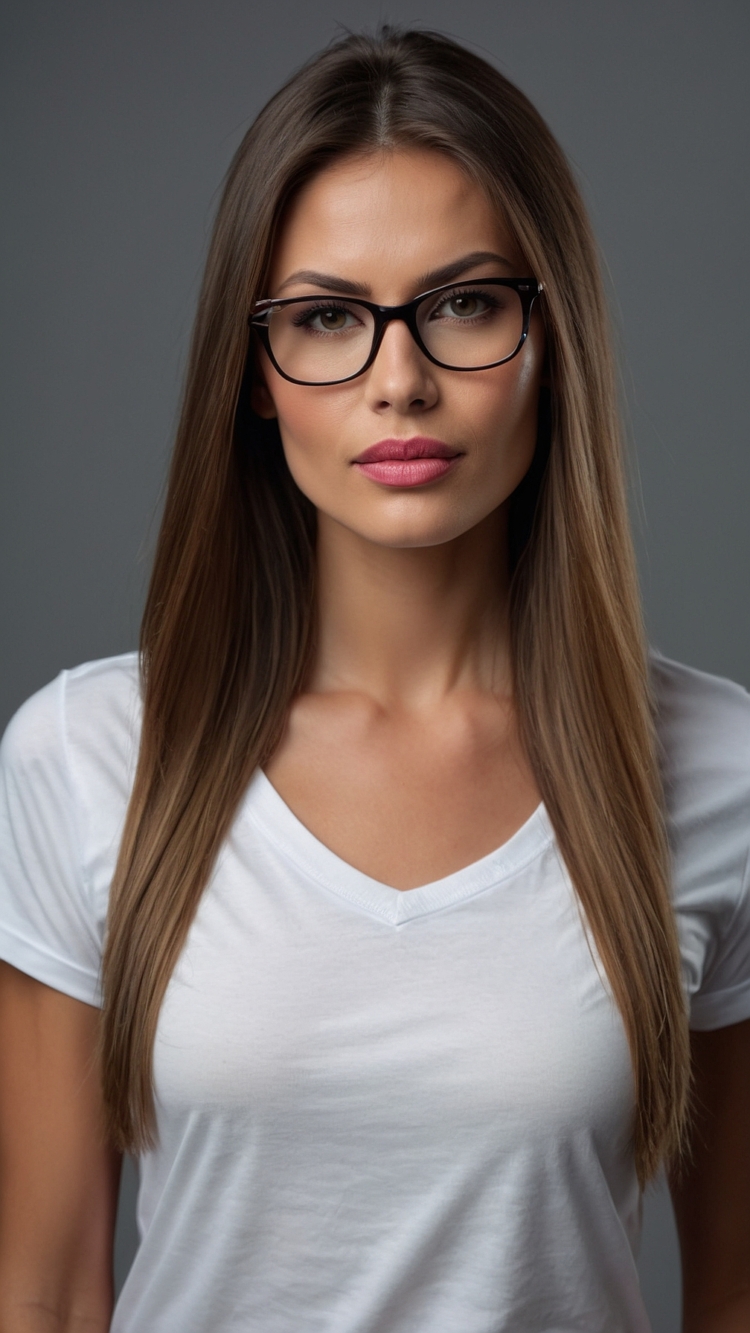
[274,418,342,513]
[272,385,356,487]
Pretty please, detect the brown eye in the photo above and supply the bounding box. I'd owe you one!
[291,302,363,333]
[319,308,348,330]
[430,290,496,323]
[448,295,479,317]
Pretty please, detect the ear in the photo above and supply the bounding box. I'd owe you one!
[248,341,279,419]
[250,379,278,420]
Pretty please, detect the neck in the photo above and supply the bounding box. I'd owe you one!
[311,506,512,709]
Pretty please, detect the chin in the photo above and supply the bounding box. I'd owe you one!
[348,510,480,550]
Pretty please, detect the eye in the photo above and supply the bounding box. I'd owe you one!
[430,288,499,321]
[446,294,481,317]
[291,302,362,334]
[315,308,348,331]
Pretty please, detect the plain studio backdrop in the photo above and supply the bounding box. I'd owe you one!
[1,2,748,1328]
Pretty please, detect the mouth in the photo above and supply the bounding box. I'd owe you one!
[352,437,463,488]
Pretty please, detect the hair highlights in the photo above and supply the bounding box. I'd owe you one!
[100,28,689,1185]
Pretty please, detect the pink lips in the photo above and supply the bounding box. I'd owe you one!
[353,437,462,487]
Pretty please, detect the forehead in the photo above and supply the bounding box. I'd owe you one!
[268,148,523,294]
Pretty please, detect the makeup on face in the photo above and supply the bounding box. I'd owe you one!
[254,148,545,550]
[352,437,463,487]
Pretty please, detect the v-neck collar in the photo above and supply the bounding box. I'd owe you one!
[241,769,554,926]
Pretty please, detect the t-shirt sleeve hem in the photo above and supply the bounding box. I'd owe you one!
[689,978,750,1031]
[0,923,102,1007]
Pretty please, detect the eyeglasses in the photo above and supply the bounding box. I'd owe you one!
[249,277,543,386]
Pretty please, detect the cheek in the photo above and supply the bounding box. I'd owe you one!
[262,337,544,528]
[269,384,353,505]
[255,347,334,455]
[458,361,541,471]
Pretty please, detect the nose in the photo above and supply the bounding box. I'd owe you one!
[362,318,439,415]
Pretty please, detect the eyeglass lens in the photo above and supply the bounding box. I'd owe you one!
[263,284,526,383]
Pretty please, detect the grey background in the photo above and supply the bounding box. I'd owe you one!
[2,1,748,1328]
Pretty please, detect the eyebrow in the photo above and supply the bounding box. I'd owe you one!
[273,251,514,298]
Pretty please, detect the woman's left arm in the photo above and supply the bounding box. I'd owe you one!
[669,1018,750,1333]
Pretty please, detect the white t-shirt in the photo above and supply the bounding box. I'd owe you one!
[0,651,749,1333]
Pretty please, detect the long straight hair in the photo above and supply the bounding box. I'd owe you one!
[100,28,689,1184]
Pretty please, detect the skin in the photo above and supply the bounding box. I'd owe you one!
[670,1025,750,1332]
[258,148,543,888]
[0,147,748,1331]
[256,147,750,1328]
[0,966,121,1330]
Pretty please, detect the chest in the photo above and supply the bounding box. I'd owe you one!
[264,698,541,890]
[153,817,634,1162]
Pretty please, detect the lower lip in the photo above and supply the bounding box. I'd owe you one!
[354,457,459,487]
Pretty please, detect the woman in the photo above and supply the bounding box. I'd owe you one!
[0,26,748,1333]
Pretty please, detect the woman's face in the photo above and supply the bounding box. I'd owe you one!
[253,147,545,549]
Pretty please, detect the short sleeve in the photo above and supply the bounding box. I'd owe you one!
[0,673,103,1004]
[686,846,750,1031]
[653,653,750,1032]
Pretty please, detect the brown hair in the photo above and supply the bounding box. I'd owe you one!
[101,27,689,1184]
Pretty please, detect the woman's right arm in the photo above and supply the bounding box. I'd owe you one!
[0,962,121,1333]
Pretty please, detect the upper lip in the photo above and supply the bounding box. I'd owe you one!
[353,437,462,463]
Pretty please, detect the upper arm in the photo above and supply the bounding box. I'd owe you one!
[669,1018,750,1331]
[0,961,121,1329]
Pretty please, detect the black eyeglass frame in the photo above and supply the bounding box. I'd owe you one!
[248,277,544,386]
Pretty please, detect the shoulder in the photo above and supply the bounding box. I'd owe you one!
[0,653,140,1004]
[651,653,750,1029]
[651,652,750,796]
[2,651,141,787]
[0,652,142,921]
[651,651,750,875]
